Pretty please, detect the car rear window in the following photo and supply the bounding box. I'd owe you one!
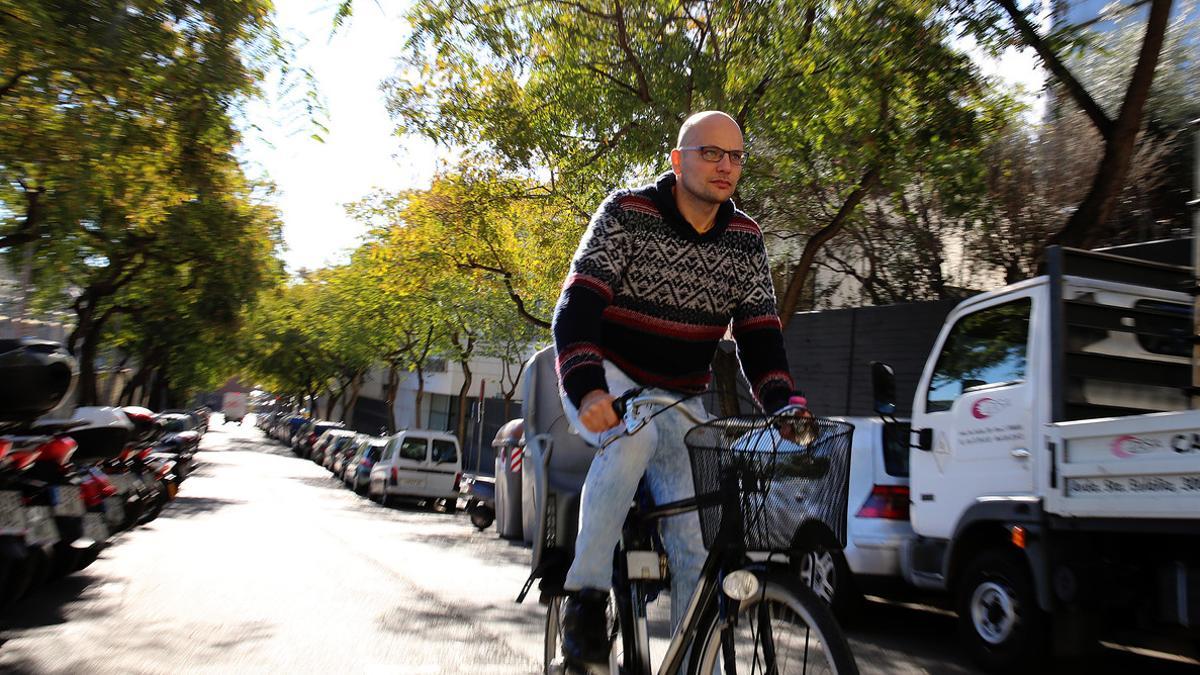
[882,422,911,477]
[432,439,457,464]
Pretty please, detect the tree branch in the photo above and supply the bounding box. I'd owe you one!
[778,167,880,325]
[612,0,653,104]
[993,0,1113,139]
[458,257,551,329]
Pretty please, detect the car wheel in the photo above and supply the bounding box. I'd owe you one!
[796,546,862,623]
[957,547,1047,672]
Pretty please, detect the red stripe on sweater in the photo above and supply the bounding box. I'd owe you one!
[605,351,712,392]
[733,314,782,332]
[728,215,761,235]
[753,369,794,394]
[565,273,613,301]
[603,306,728,341]
[618,194,659,216]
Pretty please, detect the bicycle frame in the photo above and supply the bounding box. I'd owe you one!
[614,489,750,675]
[605,391,796,675]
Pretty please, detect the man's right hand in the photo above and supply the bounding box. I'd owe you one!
[579,389,621,434]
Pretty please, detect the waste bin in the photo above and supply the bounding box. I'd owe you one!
[492,419,525,540]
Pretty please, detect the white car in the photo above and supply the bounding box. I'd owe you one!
[368,430,462,511]
[739,415,913,619]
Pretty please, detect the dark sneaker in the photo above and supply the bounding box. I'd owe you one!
[561,588,610,664]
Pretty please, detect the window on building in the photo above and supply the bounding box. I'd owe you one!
[428,393,453,431]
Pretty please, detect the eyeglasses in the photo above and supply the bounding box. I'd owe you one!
[677,145,749,166]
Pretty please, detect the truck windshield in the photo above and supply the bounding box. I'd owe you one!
[926,299,1031,413]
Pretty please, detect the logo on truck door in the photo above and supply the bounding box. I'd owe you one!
[1110,435,1163,458]
[971,397,1010,419]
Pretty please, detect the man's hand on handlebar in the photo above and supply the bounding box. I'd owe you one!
[579,389,621,433]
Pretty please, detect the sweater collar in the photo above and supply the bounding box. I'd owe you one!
[646,172,734,242]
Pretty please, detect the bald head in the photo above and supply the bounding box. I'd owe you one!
[677,111,742,148]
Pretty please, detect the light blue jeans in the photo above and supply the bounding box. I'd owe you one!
[561,361,709,632]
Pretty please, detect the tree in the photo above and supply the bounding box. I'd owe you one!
[387,0,1000,322]
[954,0,1178,249]
[1,0,301,403]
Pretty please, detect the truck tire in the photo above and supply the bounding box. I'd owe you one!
[957,548,1047,673]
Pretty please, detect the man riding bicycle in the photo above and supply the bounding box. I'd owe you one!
[552,110,801,668]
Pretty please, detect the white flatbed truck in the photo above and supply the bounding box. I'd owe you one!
[872,245,1200,670]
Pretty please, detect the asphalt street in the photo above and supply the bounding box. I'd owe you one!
[0,420,1195,674]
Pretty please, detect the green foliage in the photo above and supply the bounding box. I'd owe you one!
[385,0,1009,314]
[0,0,293,404]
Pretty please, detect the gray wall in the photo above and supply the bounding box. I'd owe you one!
[782,300,958,417]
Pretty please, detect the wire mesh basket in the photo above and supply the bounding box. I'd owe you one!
[685,415,853,552]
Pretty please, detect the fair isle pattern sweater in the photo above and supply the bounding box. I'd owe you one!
[552,172,795,412]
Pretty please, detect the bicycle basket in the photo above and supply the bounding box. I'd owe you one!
[685,416,853,552]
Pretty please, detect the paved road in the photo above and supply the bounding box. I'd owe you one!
[0,421,1195,673]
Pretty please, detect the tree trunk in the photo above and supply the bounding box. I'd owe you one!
[414,367,426,429]
[119,363,151,405]
[343,370,365,429]
[384,360,401,433]
[778,168,880,326]
[456,358,473,447]
[324,387,342,421]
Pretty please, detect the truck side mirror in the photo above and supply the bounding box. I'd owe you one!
[871,361,897,416]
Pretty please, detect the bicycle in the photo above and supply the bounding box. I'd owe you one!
[539,389,859,674]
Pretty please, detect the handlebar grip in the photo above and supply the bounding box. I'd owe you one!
[611,387,644,419]
[788,395,808,408]
[612,397,627,419]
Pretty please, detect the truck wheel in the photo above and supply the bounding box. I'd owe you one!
[957,548,1047,672]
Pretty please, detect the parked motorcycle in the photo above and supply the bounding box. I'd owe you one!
[0,338,78,604]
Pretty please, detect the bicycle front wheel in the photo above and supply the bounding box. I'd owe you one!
[688,570,859,675]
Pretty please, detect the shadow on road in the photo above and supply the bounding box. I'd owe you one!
[376,601,541,669]
[159,495,245,519]
[0,573,106,634]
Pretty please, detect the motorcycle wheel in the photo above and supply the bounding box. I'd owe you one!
[469,504,495,530]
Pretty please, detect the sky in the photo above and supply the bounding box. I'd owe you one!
[240,0,434,275]
[241,2,1047,275]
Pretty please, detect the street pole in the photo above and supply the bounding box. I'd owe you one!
[475,378,486,474]
[1190,118,1199,408]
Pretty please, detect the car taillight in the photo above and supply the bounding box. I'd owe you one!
[308,432,317,445]
[0,439,10,460]
[452,472,462,492]
[391,467,398,485]
[856,485,910,520]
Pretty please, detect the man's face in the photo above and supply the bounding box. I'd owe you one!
[671,116,744,205]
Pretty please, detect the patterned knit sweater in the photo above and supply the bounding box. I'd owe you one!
[552,172,795,412]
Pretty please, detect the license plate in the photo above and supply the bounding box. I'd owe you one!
[25,506,59,545]
[52,485,86,517]
[107,473,129,493]
[103,496,125,527]
[82,513,108,542]
[0,491,26,535]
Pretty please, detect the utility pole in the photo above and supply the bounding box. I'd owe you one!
[1190,118,1199,408]
[475,378,486,473]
